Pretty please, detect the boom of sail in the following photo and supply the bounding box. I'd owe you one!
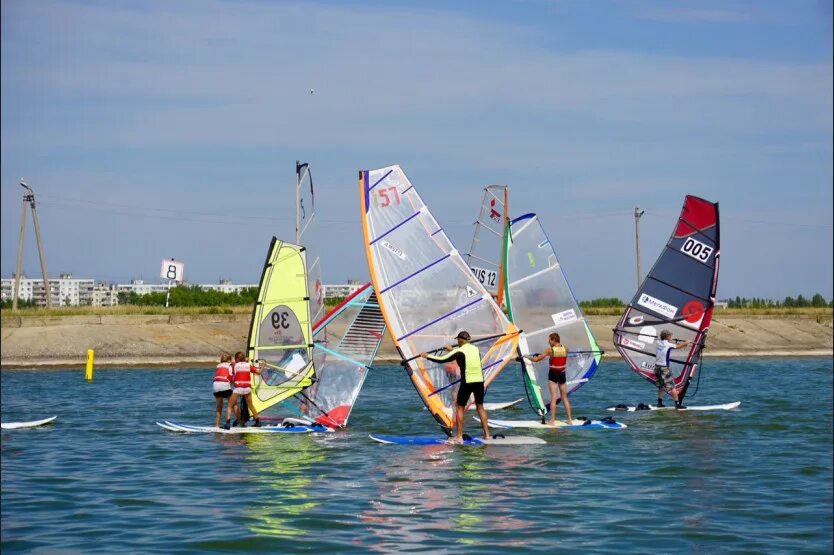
[358,165,519,432]
[247,237,317,415]
[504,213,602,418]
[613,195,720,402]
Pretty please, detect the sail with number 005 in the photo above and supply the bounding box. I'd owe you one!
[358,165,519,432]
[613,195,720,402]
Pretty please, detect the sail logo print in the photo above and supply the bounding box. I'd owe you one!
[621,336,646,350]
[465,285,478,298]
[380,240,406,260]
[551,308,578,327]
[628,315,645,325]
[637,293,678,319]
[489,198,501,222]
[680,237,713,263]
[681,300,705,328]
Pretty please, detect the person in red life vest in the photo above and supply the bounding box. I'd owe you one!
[212,353,236,428]
[524,332,574,425]
[223,352,264,429]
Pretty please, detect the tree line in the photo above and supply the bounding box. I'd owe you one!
[726,294,831,308]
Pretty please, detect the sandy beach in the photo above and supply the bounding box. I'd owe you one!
[1,312,831,369]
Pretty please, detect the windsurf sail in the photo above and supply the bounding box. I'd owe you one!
[358,165,519,432]
[296,161,325,325]
[504,213,602,418]
[247,237,317,415]
[613,195,720,402]
[292,283,386,428]
[463,185,509,305]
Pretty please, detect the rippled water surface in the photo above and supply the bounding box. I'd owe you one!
[2,359,832,553]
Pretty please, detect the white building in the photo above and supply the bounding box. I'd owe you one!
[115,279,172,296]
[199,279,257,294]
[322,281,364,299]
[1,273,106,307]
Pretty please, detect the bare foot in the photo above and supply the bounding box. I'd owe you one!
[548,420,557,427]
[567,420,574,425]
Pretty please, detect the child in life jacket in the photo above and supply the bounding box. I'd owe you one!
[523,332,574,425]
[224,352,264,429]
[212,353,236,428]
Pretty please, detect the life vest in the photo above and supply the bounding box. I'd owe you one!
[549,345,567,372]
[458,342,484,384]
[232,361,256,388]
[213,362,232,383]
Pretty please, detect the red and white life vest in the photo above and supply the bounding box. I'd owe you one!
[232,361,256,388]
[549,345,567,372]
[213,362,233,383]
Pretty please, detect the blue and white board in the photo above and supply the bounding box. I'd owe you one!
[481,416,626,430]
[156,421,330,434]
[369,433,546,446]
[1,416,57,430]
[607,401,741,412]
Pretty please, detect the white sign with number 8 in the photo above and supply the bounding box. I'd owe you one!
[160,259,185,282]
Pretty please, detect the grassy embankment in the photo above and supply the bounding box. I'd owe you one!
[2,305,830,320]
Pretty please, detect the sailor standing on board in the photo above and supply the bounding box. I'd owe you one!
[419,331,490,442]
[655,330,689,409]
[224,352,264,429]
[523,332,574,425]
[212,353,236,428]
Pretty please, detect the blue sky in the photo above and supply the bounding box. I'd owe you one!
[1,0,831,301]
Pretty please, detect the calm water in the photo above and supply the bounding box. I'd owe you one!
[2,358,832,554]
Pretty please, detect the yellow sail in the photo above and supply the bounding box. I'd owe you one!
[247,237,316,414]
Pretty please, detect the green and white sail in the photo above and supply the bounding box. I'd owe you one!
[504,213,602,418]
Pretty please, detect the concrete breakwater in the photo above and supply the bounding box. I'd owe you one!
[1,313,831,369]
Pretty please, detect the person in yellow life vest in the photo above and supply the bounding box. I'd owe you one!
[524,332,574,425]
[418,331,489,442]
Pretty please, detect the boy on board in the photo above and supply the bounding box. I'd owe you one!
[212,353,236,428]
[655,330,690,409]
[224,352,264,429]
[523,332,574,425]
[419,331,490,442]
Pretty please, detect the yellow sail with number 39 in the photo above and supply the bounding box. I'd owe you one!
[247,237,316,414]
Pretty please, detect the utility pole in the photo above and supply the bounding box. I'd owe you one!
[634,207,645,289]
[13,180,52,309]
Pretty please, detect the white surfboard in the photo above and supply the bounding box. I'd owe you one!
[1,416,57,430]
[607,401,741,412]
[478,416,626,430]
[476,398,524,411]
[156,421,330,434]
[369,434,546,446]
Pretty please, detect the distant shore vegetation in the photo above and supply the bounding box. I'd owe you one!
[1,292,831,318]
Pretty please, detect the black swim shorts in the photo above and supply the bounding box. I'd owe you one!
[548,370,566,384]
[213,389,233,399]
[456,381,485,407]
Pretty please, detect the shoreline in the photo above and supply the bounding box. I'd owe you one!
[2,313,831,370]
[2,350,831,370]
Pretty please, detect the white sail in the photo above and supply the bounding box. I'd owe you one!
[358,165,519,431]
